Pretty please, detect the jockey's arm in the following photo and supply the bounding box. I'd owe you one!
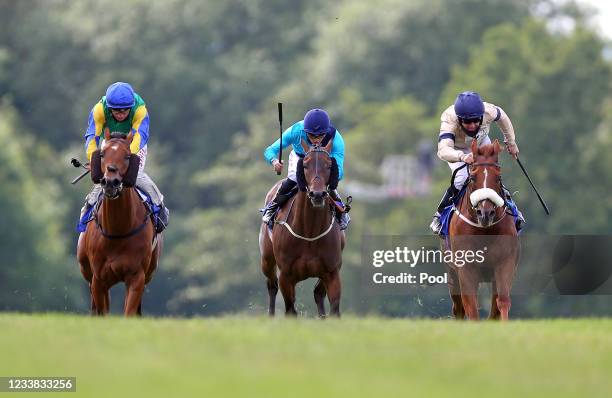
[84,103,105,161]
[493,105,517,147]
[130,105,150,154]
[437,132,465,162]
[330,132,345,181]
[263,123,297,164]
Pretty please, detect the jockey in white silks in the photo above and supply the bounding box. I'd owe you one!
[430,91,525,234]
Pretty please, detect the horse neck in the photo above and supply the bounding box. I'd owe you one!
[290,191,333,236]
[99,188,144,235]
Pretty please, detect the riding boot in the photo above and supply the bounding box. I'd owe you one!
[155,203,170,234]
[329,189,351,230]
[261,179,298,225]
[430,185,457,234]
[502,186,525,231]
[77,185,102,232]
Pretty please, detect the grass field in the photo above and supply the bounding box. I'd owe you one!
[1,314,611,397]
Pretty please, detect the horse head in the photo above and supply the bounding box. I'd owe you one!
[468,139,505,227]
[297,138,337,208]
[90,128,140,199]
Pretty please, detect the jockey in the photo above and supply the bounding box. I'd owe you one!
[430,91,525,234]
[79,82,169,233]
[261,108,351,230]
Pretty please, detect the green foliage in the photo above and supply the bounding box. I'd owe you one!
[0,102,82,311]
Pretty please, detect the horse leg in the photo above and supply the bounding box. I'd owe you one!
[494,263,516,321]
[124,272,146,317]
[324,271,341,318]
[88,283,97,315]
[446,266,464,320]
[458,269,480,320]
[91,277,108,316]
[279,273,297,316]
[261,257,278,316]
[313,278,327,318]
[488,280,501,320]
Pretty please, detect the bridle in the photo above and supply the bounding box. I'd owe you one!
[303,144,332,196]
[275,144,336,241]
[455,161,508,228]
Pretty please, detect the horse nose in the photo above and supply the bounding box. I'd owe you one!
[486,208,495,219]
[312,191,326,201]
[107,164,118,173]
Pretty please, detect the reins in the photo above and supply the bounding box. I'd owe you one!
[275,145,336,241]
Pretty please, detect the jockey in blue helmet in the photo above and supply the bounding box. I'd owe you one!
[430,91,524,234]
[78,82,169,234]
[261,108,350,230]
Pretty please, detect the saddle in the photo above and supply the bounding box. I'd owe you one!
[77,188,163,234]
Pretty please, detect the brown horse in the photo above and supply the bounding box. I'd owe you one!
[259,139,345,317]
[77,130,162,316]
[446,139,520,320]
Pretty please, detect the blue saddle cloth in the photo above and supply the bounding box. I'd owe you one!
[439,187,522,237]
[76,188,160,233]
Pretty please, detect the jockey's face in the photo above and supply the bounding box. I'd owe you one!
[110,108,130,122]
[307,133,325,145]
[460,118,481,133]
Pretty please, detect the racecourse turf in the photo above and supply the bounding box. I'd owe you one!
[0,314,610,397]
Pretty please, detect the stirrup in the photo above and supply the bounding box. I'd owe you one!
[430,214,442,235]
[261,202,279,225]
[337,212,351,230]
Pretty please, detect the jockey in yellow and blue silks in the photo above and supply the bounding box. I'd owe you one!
[261,108,350,230]
[79,82,168,233]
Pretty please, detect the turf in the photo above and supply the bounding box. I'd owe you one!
[1,314,611,397]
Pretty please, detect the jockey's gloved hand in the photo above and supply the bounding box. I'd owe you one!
[272,159,283,174]
[461,153,474,164]
[505,142,519,158]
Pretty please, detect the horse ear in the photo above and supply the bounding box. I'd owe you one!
[493,139,501,154]
[300,138,309,154]
[126,131,134,144]
[90,150,103,184]
[104,127,111,141]
[123,155,140,187]
[471,139,478,155]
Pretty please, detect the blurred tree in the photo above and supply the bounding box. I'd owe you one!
[0,102,82,311]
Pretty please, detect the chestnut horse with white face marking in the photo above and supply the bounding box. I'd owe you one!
[259,139,345,317]
[77,130,162,316]
[446,139,520,320]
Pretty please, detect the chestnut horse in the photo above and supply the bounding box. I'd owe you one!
[446,139,520,320]
[77,130,162,316]
[259,139,345,317]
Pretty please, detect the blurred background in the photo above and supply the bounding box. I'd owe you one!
[0,0,610,317]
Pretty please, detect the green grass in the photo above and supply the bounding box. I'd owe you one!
[1,314,611,398]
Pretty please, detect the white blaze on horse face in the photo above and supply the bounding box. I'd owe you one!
[111,145,119,151]
[470,167,504,207]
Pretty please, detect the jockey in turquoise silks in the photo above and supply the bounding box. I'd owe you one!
[78,82,169,233]
[430,91,525,234]
[261,108,351,230]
